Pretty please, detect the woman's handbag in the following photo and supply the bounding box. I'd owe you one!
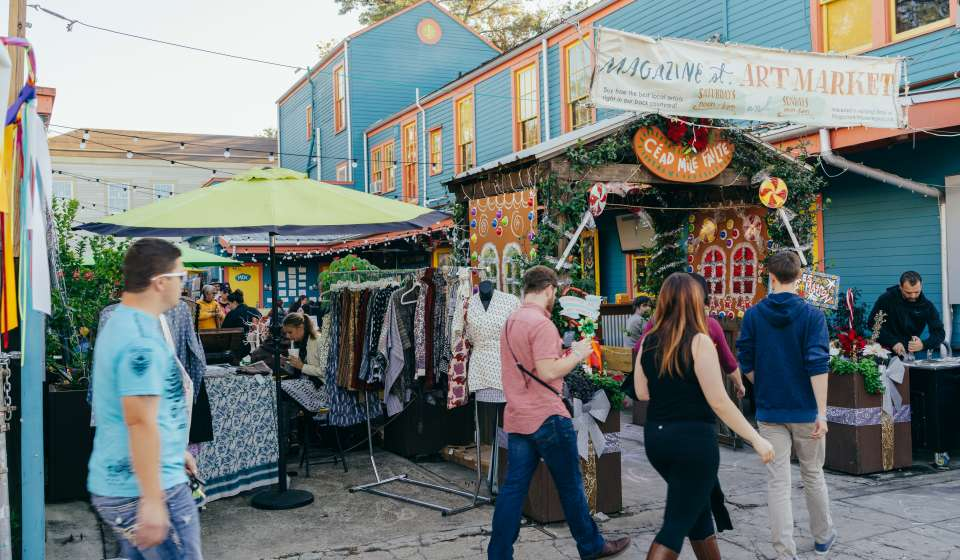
[446,297,471,409]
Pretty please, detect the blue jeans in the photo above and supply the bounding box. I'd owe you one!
[488,415,605,559]
[92,483,202,560]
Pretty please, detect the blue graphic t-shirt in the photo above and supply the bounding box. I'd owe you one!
[87,304,188,497]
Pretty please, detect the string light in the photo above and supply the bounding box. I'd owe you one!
[223,148,231,159]
[81,130,89,140]
[179,142,185,150]
[268,152,275,163]
[79,139,86,149]
[133,136,139,143]
[126,150,133,159]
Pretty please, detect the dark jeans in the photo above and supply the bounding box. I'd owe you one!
[488,415,605,559]
[645,420,719,553]
[92,483,202,560]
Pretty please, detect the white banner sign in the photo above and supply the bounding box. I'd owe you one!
[591,27,905,129]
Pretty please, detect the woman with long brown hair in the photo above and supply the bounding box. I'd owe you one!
[635,273,774,560]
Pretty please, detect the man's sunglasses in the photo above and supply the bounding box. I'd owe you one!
[152,271,188,283]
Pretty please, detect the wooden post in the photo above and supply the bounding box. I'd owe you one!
[7,0,25,257]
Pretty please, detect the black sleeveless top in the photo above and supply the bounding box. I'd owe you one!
[640,333,715,424]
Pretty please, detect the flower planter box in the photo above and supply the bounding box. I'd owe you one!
[825,370,911,475]
[44,385,94,502]
[498,413,622,523]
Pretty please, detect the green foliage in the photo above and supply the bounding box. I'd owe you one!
[48,198,129,384]
[318,254,378,293]
[830,355,884,395]
[588,371,627,412]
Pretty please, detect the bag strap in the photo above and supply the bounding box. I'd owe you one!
[504,317,563,398]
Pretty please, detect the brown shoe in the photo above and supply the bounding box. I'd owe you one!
[592,536,631,558]
[646,541,679,560]
[690,534,721,560]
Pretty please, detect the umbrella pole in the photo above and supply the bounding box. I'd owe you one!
[251,232,314,510]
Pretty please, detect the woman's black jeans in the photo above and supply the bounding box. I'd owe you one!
[644,420,720,553]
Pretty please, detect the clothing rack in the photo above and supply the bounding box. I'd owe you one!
[335,266,493,516]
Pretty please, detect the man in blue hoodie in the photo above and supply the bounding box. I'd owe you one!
[737,251,835,559]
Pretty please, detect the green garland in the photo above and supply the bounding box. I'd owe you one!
[453,114,827,297]
[830,355,884,395]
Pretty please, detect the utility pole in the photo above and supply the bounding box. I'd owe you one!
[7,4,45,560]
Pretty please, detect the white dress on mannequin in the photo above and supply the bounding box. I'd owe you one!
[451,290,519,402]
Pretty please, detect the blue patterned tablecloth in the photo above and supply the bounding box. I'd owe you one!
[196,372,279,503]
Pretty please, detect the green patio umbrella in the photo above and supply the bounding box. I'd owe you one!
[82,243,241,268]
[76,167,448,510]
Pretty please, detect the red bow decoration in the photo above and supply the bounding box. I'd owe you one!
[666,120,687,143]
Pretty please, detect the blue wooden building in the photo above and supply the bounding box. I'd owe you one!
[278,0,960,343]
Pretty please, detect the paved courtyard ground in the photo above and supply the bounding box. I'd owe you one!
[46,411,960,559]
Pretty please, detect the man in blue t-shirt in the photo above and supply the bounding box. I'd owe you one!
[737,251,835,560]
[88,238,202,559]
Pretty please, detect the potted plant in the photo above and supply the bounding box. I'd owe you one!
[45,199,128,501]
[825,292,911,475]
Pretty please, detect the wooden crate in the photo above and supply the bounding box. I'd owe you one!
[602,345,634,374]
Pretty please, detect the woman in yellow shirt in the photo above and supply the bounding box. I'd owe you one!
[197,285,223,330]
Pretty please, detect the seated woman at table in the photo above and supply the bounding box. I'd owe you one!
[197,284,224,330]
[280,312,325,379]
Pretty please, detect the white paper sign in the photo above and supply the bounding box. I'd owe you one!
[591,27,905,129]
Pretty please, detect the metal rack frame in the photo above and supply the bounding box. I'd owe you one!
[330,266,494,516]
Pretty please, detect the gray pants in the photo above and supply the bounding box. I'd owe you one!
[758,422,834,558]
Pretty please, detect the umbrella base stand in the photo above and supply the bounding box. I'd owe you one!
[349,396,492,517]
[250,488,314,510]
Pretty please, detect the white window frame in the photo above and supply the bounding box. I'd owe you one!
[153,183,174,200]
[52,180,73,200]
[107,183,130,215]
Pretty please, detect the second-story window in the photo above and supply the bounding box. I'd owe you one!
[821,0,873,52]
[402,121,418,202]
[456,94,475,173]
[107,183,129,215]
[515,63,540,150]
[154,183,174,200]
[893,0,949,38]
[429,127,442,175]
[565,38,593,131]
[52,180,73,200]
[371,147,383,192]
[334,65,346,133]
[382,141,396,192]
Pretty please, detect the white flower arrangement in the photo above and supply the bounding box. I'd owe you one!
[862,342,890,360]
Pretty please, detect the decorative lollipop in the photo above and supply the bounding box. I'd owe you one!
[758,177,807,266]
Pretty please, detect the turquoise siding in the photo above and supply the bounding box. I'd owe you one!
[424,100,456,207]
[726,0,810,48]
[313,53,348,182]
[870,27,960,86]
[278,86,311,173]
[598,210,628,301]
[823,138,958,318]
[476,69,514,164]
[350,2,498,191]
[547,44,562,140]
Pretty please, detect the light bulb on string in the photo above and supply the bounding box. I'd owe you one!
[80,139,87,149]
[223,148,231,159]
[179,142,185,150]
[82,130,90,140]
[268,152,275,163]
[126,151,133,159]
[133,137,139,143]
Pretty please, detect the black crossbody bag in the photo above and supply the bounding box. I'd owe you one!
[504,319,575,416]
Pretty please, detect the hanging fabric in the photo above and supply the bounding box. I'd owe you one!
[446,294,471,409]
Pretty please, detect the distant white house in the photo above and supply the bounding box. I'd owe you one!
[48,129,277,224]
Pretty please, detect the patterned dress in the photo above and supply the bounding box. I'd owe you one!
[451,291,520,395]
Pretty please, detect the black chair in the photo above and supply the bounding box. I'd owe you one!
[297,409,348,476]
